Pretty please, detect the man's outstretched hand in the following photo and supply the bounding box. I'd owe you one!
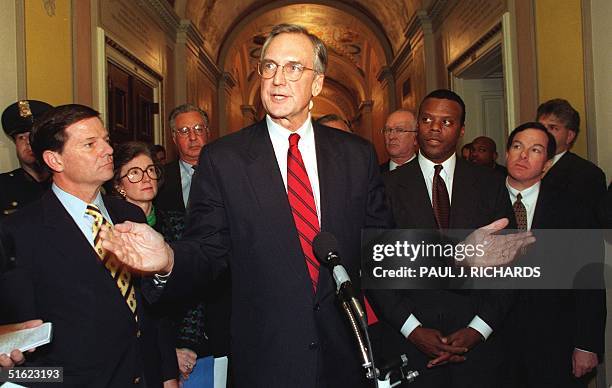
[100,221,174,274]
[459,218,535,267]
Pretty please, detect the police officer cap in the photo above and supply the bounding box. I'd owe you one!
[2,99,53,138]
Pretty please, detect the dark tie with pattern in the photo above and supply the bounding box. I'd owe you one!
[513,193,528,231]
[287,133,320,292]
[85,204,137,315]
[432,164,450,230]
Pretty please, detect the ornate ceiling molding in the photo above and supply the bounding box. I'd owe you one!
[135,0,180,37]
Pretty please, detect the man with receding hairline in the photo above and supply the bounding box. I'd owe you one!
[101,24,390,388]
[380,109,418,172]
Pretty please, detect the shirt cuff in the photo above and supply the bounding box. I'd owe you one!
[400,314,422,338]
[468,315,493,340]
[152,271,172,287]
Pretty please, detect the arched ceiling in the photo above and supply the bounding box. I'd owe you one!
[179,0,414,58]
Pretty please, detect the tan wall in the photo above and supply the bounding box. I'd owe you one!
[535,0,588,158]
[0,0,20,172]
[25,0,72,105]
[589,0,612,178]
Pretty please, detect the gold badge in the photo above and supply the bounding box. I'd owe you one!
[17,100,32,118]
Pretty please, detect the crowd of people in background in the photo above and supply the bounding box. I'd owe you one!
[0,23,609,388]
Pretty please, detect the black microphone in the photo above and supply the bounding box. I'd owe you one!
[313,232,367,329]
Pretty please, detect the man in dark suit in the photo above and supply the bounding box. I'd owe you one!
[155,104,209,213]
[469,135,507,176]
[0,104,169,386]
[370,89,516,387]
[504,122,606,388]
[380,109,418,173]
[536,99,607,226]
[101,24,391,388]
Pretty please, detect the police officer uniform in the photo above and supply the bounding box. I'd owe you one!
[0,100,53,217]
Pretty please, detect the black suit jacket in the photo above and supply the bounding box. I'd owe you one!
[543,151,607,226]
[0,192,166,387]
[380,160,391,173]
[371,157,516,333]
[155,160,186,213]
[147,120,391,388]
[519,183,606,355]
[505,182,607,386]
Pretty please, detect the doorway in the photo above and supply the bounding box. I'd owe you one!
[107,61,156,145]
[452,45,507,165]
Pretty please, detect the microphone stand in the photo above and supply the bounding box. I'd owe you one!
[339,293,420,387]
[341,300,378,378]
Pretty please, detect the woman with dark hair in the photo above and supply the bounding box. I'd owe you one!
[111,141,218,386]
[110,141,181,387]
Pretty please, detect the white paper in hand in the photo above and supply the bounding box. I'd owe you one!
[0,322,52,355]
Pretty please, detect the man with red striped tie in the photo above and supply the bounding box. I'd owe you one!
[102,24,391,388]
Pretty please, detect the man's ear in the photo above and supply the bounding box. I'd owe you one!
[566,130,577,147]
[494,151,498,161]
[311,74,324,97]
[42,150,63,173]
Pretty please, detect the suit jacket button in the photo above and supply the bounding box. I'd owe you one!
[314,303,320,311]
[309,341,318,349]
[136,330,141,338]
[133,376,141,384]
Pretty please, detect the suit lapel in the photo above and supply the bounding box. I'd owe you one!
[449,159,478,228]
[396,160,437,228]
[42,192,136,321]
[313,124,344,300]
[244,121,314,298]
[42,192,103,271]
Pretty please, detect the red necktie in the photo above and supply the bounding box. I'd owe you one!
[432,164,450,230]
[287,134,320,291]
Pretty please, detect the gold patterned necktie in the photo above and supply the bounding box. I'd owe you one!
[85,204,137,316]
[513,193,528,231]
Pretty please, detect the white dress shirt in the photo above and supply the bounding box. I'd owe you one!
[400,153,493,340]
[179,159,196,207]
[52,183,113,247]
[550,150,567,167]
[266,114,321,224]
[506,179,541,231]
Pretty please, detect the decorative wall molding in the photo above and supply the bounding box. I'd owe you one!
[358,99,373,112]
[221,71,237,91]
[105,36,163,81]
[447,23,502,76]
[135,0,179,37]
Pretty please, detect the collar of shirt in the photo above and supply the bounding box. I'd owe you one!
[266,114,321,223]
[389,154,417,171]
[179,159,196,206]
[52,183,112,247]
[418,152,456,204]
[551,150,567,167]
[505,178,540,230]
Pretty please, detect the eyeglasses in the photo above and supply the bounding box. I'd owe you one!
[381,127,418,135]
[120,164,162,183]
[174,124,208,137]
[257,60,316,81]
